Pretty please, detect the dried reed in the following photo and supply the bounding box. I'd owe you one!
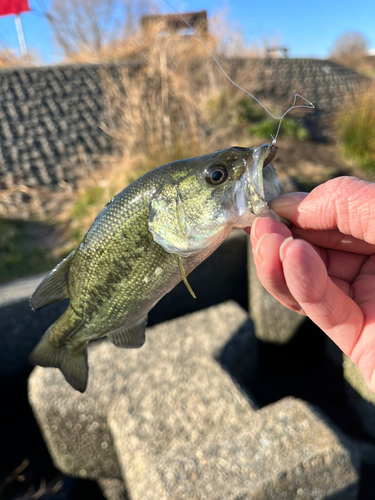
[334,81,375,169]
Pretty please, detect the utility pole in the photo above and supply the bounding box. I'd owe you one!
[15,14,28,56]
[0,0,30,57]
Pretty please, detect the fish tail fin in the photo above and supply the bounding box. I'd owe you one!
[29,332,88,393]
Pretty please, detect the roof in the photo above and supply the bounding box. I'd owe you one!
[141,10,208,33]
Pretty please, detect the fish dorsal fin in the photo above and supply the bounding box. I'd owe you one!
[108,315,148,349]
[30,251,75,311]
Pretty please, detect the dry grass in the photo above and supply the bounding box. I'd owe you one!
[102,34,207,150]
[329,30,375,76]
[69,19,273,228]
[0,18,313,280]
[334,81,375,170]
[0,458,64,499]
[62,9,250,64]
[0,48,39,68]
[0,21,304,235]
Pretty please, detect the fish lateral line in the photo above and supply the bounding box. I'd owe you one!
[162,0,315,144]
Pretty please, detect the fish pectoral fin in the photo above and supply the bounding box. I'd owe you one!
[30,250,75,311]
[108,315,148,349]
[29,333,88,393]
[177,255,196,299]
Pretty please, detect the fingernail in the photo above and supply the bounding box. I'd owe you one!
[254,233,270,266]
[279,236,294,262]
[269,192,307,218]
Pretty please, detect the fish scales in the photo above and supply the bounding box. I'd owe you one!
[58,165,191,346]
[29,145,284,392]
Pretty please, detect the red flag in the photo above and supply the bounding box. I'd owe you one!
[0,0,30,17]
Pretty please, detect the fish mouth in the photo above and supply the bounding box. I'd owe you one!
[246,143,280,215]
[263,144,278,168]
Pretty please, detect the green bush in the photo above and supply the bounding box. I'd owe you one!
[248,116,309,141]
[71,185,105,220]
[207,94,309,141]
[236,97,268,123]
[238,97,309,140]
[0,219,58,283]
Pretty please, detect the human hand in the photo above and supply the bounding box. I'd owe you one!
[247,176,375,393]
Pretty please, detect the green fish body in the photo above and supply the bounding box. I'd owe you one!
[30,144,284,392]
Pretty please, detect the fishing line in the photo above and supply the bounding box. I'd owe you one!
[162,0,315,144]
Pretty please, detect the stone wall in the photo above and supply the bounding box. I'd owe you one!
[229,58,367,139]
[0,63,114,189]
[0,58,367,189]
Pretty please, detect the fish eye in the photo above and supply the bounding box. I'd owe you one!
[205,165,228,185]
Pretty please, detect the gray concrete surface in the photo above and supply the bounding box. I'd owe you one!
[0,272,68,378]
[248,243,305,344]
[0,272,47,306]
[29,302,359,499]
[98,478,128,500]
[112,397,358,500]
[343,355,375,441]
[28,302,255,480]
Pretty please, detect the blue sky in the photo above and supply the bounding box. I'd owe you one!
[0,0,374,64]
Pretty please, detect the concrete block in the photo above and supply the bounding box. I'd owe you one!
[343,355,375,440]
[29,302,253,480]
[28,376,122,479]
[98,478,128,500]
[248,243,305,344]
[111,397,358,500]
[29,302,359,499]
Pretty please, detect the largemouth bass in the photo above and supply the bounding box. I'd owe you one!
[30,143,284,392]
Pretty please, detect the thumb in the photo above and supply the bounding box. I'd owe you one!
[269,177,375,245]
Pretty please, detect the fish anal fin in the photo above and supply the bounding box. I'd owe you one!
[108,315,147,349]
[30,251,75,311]
[29,332,88,393]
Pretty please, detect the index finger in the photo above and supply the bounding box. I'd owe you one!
[270,177,375,246]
